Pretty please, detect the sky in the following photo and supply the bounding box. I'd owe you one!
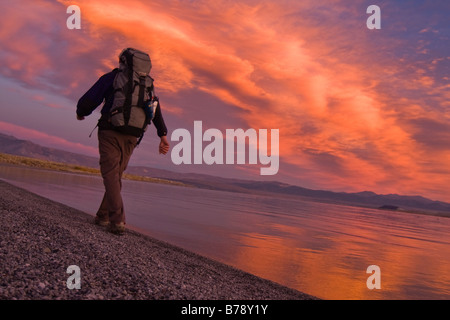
[0,0,449,202]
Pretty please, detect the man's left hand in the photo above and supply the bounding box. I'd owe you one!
[159,136,170,155]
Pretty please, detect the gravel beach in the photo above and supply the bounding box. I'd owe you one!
[0,179,316,300]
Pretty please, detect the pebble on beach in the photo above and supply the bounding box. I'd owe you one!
[0,180,316,300]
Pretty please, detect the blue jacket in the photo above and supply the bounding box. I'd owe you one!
[76,69,168,137]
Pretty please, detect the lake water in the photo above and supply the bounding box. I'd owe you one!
[1,164,450,300]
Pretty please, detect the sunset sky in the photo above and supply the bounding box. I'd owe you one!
[0,0,449,202]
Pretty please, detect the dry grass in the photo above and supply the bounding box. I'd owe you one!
[0,153,188,187]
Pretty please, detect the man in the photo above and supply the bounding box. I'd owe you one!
[76,48,169,235]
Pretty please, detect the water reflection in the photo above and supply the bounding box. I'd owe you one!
[229,209,450,300]
[1,164,450,299]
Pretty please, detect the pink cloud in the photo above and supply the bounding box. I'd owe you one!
[0,0,448,201]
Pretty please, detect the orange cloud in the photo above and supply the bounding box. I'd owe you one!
[1,0,448,201]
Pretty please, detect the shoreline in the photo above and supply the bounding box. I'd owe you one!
[0,153,188,187]
[0,179,317,300]
[2,153,449,220]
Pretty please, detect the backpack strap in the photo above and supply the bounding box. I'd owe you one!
[121,70,134,124]
[135,77,154,146]
[137,76,146,108]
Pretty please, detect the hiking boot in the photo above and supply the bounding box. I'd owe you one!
[108,222,125,235]
[94,216,110,227]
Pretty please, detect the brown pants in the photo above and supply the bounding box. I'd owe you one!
[96,129,137,225]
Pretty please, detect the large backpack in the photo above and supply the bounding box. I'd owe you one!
[109,48,157,140]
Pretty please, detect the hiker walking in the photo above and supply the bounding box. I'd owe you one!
[76,48,169,235]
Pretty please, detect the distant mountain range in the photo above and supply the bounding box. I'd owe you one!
[1,132,450,215]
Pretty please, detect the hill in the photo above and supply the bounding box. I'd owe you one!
[1,133,450,216]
